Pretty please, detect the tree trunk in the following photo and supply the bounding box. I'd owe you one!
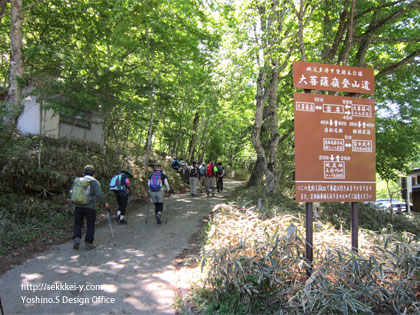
[188,110,200,162]
[250,67,275,191]
[6,0,24,131]
[247,158,265,187]
[143,27,154,173]
[196,119,208,162]
[266,68,280,192]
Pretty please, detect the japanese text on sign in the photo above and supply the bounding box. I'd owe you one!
[293,61,375,94]
[294,93,376,202]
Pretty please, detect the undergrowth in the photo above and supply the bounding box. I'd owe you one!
[185,187,420,314]
[0,134,187,255]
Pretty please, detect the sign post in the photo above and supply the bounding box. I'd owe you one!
[293,61,375,272]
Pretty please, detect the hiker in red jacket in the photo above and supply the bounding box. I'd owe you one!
[206,161,216,197]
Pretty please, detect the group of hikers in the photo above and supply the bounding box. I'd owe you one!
[69,158,225,250]
[170,157,225,197]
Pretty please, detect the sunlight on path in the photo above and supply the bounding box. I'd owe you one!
[0,179,243,315]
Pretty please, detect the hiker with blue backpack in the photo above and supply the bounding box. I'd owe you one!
[199,162,206,193]
[171,157,180,171]
[109,170,133,225]
[70,165,109,250]
[148,164,171,224]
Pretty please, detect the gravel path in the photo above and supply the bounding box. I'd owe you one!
[0,179,242,315]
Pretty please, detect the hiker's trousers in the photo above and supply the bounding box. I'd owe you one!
[206,177,215,194]
[149,190,164,203]
[115,191,128,215]
[73,206,96,244]
[189,176,198,195]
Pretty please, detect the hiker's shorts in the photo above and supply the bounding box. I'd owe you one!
[150,190,164,203]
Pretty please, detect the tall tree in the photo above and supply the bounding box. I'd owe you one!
[5,0,23,130]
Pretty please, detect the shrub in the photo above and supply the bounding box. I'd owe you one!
[195,204,420,314]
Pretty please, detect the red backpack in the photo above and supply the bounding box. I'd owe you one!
[206,163,215,177]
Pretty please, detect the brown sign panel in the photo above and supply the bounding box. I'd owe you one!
[294,93,376,202]
[293,61,375,94]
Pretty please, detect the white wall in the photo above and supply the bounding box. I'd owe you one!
[17,86,40,135]
[59,113,104,147]
[16,85,104,147]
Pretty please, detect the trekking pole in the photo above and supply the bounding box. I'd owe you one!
[166,194,170,224]
[146,199,151,224]
[106,208,114,238]
[125,194,130,225]
[0,296,4,315]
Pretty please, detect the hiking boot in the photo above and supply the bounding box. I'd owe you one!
[156,212,162,224]
[85,243,96,250]
[73,237,80,250]
[118,219,127,225]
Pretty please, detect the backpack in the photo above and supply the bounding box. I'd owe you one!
[71,177,92,205]
[199,166,206,176]
[150,171,163,191]
[206,164,215,177]
[109,174,125,191]
[190,166,197,177]
[216,165,224,176]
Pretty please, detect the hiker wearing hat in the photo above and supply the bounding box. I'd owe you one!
[148,164,170,224]
[109,170,133,224]
[70,165,109,250]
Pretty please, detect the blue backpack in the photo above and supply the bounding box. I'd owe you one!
[110,174,125,191]
[150,171,163,192]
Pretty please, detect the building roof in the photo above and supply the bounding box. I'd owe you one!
[408,168,420,176]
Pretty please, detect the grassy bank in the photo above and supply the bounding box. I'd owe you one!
[0,135,187,256]
[184,186,420,314]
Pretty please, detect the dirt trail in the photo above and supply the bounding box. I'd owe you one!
[0,179,242,315]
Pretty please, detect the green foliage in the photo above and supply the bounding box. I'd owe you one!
[0,194,73,254]
[318,202,420,236]
[376,118,420,182]
[0,134,187,254]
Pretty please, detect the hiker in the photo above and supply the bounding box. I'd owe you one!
[182,162,190,183]
[109,170,133,224]
[216,162,225,192]
[189,161,200,196]
[148,164,171,224]
[70,165,109,250]
[171,157,180,171]
[206,161,217,197]
[180,158,187,169]
[199,162,206,193]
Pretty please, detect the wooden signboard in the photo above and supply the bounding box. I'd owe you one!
[293,61,375,94]
[293,61,376,261]
[294,93,376,202]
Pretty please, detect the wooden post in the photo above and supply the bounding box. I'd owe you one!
[351,202,358,253]
[306,202,313,276]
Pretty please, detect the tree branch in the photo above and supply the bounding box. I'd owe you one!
[372,38,420,43]
[358,0,420,41]
[323,6,348,61]
[376,49,420,78]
